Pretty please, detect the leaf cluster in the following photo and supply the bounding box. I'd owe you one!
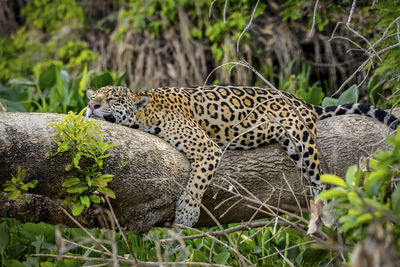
[0,63,125,113]
[0,167,38,203]
[49,109,119,216]
[317,125,400,249]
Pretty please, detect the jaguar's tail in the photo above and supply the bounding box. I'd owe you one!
[312,103,399,131]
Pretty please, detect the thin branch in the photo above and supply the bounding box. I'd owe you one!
[160,221,281,242]
[308,0,320,37]
[26,254,231,267]
[209,0,217,18]
[274,247,295,267]
[258,240,315,260]
[60,207,111,254]
[236,0,260,52]
[223,0,229,24]
[105,196,137,262]
[346,0,357,26]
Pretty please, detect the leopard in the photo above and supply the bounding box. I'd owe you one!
[86,85,399,227]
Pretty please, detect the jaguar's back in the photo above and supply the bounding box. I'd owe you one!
[154,85,316,150]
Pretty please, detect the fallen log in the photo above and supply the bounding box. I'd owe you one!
[0,111,398,233]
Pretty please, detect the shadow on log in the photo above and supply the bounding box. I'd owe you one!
[0,111,399,233]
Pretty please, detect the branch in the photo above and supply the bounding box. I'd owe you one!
[0,111,398,233]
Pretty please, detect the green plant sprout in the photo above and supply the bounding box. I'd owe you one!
[49,108,119,216]
[1,167,38,203]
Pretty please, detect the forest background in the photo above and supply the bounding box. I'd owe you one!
[0,0,400,266]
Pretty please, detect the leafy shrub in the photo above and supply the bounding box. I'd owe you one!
[59,41,97,68]
[317,125,400,250]
[0,167,37,203]
[21,0,84,32]
[49,109,118,215]
[0,63,124,113]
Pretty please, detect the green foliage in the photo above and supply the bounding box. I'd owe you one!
[364,0,400,108]
[317,126,400,245]
[0,0,87,84]
[59,41,97,68]
[279,0,335,32]
[281,65,325,105]
[21,0,84,32]
[0,63,124,113]
[321,85,359,107]
[49,109,119,215]
[0,217,330,266]
[113,0,266,62]
[0,219,84,266]
[0,167,38,203]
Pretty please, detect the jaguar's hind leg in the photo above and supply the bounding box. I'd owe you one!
[276,122,325,196]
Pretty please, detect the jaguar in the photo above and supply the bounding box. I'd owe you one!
[86,85,399,226]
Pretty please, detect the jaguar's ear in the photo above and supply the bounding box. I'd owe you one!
[86,88,96,99]
[133,95,149,110]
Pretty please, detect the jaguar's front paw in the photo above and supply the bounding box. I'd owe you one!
[175,193,200,227]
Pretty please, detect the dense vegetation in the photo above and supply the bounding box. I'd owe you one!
[0,0,399,266]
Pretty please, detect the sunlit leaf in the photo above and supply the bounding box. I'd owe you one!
[321,174,347,188]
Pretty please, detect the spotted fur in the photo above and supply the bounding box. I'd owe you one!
[86,85,399,226]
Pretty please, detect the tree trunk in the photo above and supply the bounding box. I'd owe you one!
[0,111,398,233]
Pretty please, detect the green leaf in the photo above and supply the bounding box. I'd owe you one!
[80,195,90,208]
[73,152,82,169]
[40,262,57,267]
[97,187,116,199]
[90,72,113,89]
[364,198,386,210]
[20,184,29,191]
[337,85,359,105]
[3,184,17,191]
[67,183,88,194]
[392,186,400,215]
[89,194,101,203]
[356,213,372,225]
[367,75,384,104]
[215,252,231,264]
[321,174,347,188]
[303,86,324,105]
[4,260,26,267]
[345,165,360,188]
[72,201,85,216]
[0,223,10,251]
[348,191,362,207]
[8,77,36,86]
[39,65,57,90]
[62,196,75,206]
[321,97,338,107]
[31,179,38,188]
[315,187,347,201]
[97,174,114,182]
[192,250,207,262]
[0,99,26,112]
[62,178,81,188]
[91,177,108,187]
[339,215,359,232]
[8,189,21,200]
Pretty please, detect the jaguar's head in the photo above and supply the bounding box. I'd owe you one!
[86,86,149,126]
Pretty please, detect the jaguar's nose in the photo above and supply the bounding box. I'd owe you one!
[88,101,101,111]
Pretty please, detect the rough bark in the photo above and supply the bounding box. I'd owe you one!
[0,111,399,233]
